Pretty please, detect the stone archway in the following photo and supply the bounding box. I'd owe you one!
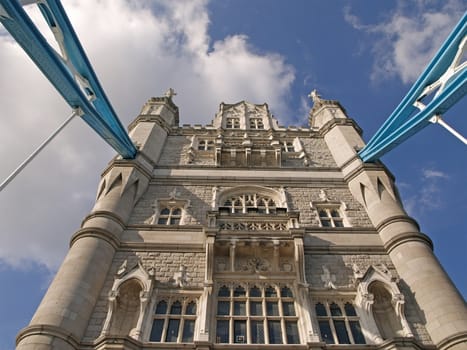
[109,279,142,336]
[368,281,404,340]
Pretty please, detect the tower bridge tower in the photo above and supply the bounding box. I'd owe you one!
[16,92,467,350]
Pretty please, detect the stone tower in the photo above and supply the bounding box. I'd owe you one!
[16,92,467,350]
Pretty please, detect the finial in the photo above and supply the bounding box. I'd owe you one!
[308,89,322,104]
[165,88,177,99]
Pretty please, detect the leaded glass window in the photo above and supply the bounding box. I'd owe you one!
[222,193,278,214]
[157,207,182,225]
[282,141,295,152]
[249,117,264,129]
[198,140,214,151]
[315,300,366,344]
[317,207,345,227]
[149,299,197,343]
[215,284,299,344]
[226,117,240,129]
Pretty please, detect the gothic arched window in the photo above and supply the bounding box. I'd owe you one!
[222,194,278,214]
[314,300,365,344]
[215,283,299,344]
[150,299,197,343]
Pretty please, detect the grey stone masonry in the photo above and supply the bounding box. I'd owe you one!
[19,95,466,350]
[82,250,206,342]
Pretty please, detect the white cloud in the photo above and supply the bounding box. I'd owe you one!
[344,0,465,84]
[423,168,449,179]
[402,167,448,217]
[0,0,295,270]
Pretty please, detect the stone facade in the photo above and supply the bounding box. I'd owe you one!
[16,94,467,350]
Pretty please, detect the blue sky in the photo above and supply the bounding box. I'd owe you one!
[0,1,465,349]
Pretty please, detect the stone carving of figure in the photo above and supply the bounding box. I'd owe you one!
[169,188,180,199]
[319,189,329,201]
[352,263,364,279]
[321,265,337,289]
[308,89,322,104]
[172,265,189,287]
[165,88,177,98]
[212,186,218,209]
[117,259,127,276]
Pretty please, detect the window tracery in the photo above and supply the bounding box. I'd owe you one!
[249,118,264,129]
[149,298,197,343]
[282,141,295,152]
[317,207,344,227]
[222,194,278,214]
[145,194,190,226]
[215,283,299,344]
[226,117,240,129]
[315,300,365,344]
[198,140,214,151]
[157,207,182,225]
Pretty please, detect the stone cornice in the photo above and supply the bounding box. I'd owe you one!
[304,245,386,255]
[343,159,396,184]
[120,242,205,251]
[70,227,121,250]
[376,214,421,233]
[81,210,127,230]
[373,337,437,350]
[149,176,347,188]
[316,118,363,137]
[383,230,434,254]
[310,99,347,114]
[16,324,80,349]
[128,114,174,133]
[305,227,378,234]
[436,331,467,350]
[99,155,154,180]
[126,224,205,231]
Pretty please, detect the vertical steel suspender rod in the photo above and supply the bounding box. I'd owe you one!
[0,109,80,192]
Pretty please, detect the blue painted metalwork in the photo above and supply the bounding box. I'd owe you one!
[359,12,467,162]
[0,0,136,158]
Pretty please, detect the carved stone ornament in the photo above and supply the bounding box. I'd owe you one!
[319,189,329,201]
[101,258,155,341]
[216,258,227,272]
[280,259,293,272]
[170,265,190,288]
[354,264,413,340]
[321,265,337,289]
[164,88,177,98]
[308,89,322,105]
[169,188,181,199]
[237,257,271,273]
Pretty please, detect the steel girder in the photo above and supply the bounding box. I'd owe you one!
[0,0,136,158]
[359,12,467,162]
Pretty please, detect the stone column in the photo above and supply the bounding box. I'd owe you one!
[310,97,467,350]
[348,168,467,350]
[17,94,178,349]
[16,165,144,350]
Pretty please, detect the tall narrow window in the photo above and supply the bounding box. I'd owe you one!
[215,284,299,344]
[150,299,197,343]
[315,301,365,344]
